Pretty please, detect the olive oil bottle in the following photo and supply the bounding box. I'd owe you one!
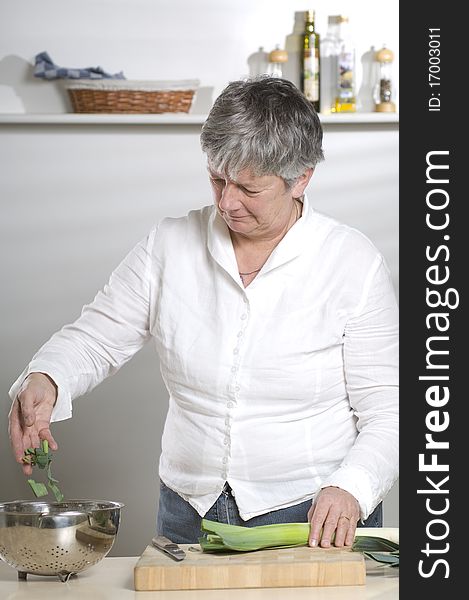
[301,10,320,112]
[334,16,356,113]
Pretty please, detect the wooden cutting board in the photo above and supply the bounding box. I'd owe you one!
[134,543,366,591]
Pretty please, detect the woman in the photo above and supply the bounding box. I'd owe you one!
[8,77,398,549]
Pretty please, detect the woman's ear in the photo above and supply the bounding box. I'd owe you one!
[291,168,314,198]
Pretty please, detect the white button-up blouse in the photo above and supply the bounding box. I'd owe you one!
[9,194,399,521]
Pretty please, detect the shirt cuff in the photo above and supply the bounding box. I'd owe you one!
[319,465,376,521]
[8,361,73,422]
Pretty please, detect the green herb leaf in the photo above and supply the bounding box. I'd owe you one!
[48,481,65,502]
[47,463,59,483]
[27,479,48,497]
[23,442,64,501]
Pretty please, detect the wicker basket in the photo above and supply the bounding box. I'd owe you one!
[65,79,199,114]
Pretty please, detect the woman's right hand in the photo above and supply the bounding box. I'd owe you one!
[8,372,58,475]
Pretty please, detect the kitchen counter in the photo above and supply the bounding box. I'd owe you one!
[0,556,398,599]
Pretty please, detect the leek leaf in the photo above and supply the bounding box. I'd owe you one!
[199,519,310,552]
[199,519,399,567]
[27,479,48,497]
[22,440,64,501]
[352,535,399,553]
[363,551,400,566]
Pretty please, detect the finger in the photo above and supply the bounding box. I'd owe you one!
[21,461,33,477]
[20,430,35,476]
[320,511,341,548]
[38,427,58,451]
[29,427,41,450]
[333,516,351,547]
[344,523,357,547]
[308,504,328,547]
[8,401,28,463]
[17,391,36,427]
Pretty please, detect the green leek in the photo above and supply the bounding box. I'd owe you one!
[199,519,399,566]
[22,440,64,501]
[27,479,48,497]
[199,519,310,552]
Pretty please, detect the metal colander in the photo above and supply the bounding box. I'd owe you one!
[0,499,123,582]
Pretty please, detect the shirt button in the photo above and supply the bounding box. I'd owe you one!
[223,437,229,445]
[234,385,240,392]
[231,366,238,373]
[240,314,247,320]
[222,457,228,464]
[222,471,228,479]
[227,401,234,408]
[233,348,239,355]
[237,331,243,337]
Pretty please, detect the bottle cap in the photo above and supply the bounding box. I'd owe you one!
[328,15,348,24]
[269,47,288,63]
[306,10,315,21]
[375,46,394,63]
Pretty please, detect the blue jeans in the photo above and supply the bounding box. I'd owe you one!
[156,480,383,544]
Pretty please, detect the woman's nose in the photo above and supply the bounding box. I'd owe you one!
[218,182,241,211]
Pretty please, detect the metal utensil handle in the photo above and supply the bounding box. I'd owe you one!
[152,536,186,561]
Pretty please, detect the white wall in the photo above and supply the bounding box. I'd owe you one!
[0,0,399,558]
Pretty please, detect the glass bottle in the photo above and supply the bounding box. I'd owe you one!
[320,15,341,114]
[334,16,356,113]
[267,45,288,78]
[248,46,270,77]
[301,10,320,112]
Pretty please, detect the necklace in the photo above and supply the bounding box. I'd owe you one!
[239,267,262,277]
[238,200,302,284]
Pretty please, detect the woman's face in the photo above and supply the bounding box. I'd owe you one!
[208,166,310,240]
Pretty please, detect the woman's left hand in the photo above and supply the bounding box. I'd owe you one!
[307,486,360,548]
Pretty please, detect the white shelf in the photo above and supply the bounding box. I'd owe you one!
[0,113,206,125]
[321,112,399,124]
[0,112,399,125]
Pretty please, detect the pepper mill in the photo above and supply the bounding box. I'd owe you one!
[373,46,396,112]
[267,45,288,78]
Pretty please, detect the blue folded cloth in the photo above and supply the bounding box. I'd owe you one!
[33,51,125,80]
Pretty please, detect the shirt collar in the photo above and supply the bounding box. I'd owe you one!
[207,194,315,284]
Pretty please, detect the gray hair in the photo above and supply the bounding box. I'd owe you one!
[200,76,324,187]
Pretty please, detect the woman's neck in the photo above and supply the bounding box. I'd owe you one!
[231,199,302,286]
[230,198,302,251]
